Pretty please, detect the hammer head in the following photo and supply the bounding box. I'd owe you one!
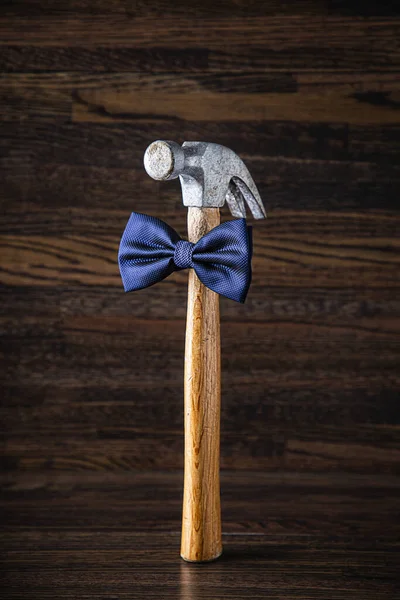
[144,140,266,219]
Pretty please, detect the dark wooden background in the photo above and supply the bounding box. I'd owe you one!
[0,2,399,598]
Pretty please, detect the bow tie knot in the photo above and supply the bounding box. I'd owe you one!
[118,212,252,303]
[174,240,194,270]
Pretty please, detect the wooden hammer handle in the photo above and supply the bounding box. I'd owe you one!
[181,207,222,562]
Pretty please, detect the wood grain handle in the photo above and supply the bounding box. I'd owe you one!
[180,207,222,563]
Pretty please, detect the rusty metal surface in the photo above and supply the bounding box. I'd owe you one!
[144,140,266,219]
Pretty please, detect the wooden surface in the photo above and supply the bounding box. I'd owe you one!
[0,0,399,597]
[1,471,399,599]
[182,208,221,562]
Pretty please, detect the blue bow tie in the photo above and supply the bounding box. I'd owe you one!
[118,212,252,303]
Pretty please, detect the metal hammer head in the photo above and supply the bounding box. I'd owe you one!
[144,140,266,219]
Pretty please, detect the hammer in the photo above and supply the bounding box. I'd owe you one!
[144,140,266,562]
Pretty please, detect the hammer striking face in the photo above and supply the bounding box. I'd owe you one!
[144,140,267,220]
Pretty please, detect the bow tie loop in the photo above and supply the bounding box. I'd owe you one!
[118,212,252,303]
[174,240,194,270]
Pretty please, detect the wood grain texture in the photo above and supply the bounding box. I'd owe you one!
[0,471,399,599]
[1,215,399,288]
[0,15,398,56]
[0,1,399,595]
[2,0,399,18]
[182,208,222,562]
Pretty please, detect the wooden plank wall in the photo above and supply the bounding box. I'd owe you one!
[0,1,399,475]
